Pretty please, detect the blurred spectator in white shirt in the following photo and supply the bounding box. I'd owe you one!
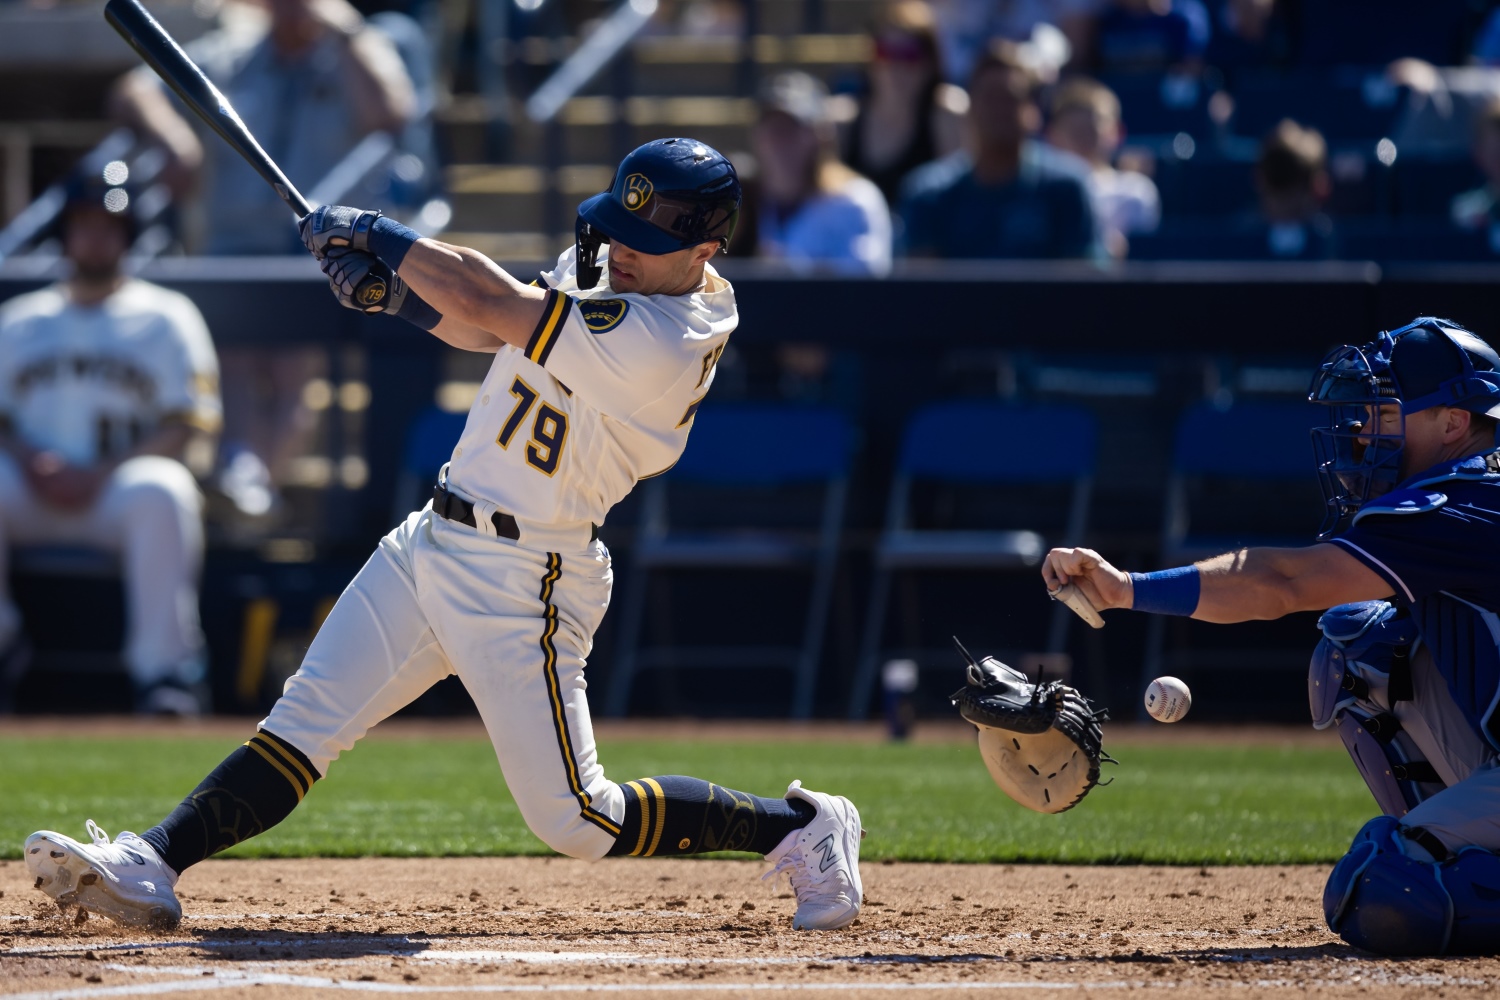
[1044,77,1160,258]
[754,72,893,277]
[845,0,967,206]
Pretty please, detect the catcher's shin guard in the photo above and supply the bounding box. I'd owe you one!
[1325,815,1500,955]
[1310,602,1444,816]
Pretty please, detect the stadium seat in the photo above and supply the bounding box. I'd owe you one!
[847,402,1097,720]
[392,405,468,525]
[1296,0,1468,68]
[1339,221,1496,263]
[1141,400,1325,713]
[1394,158,1484,219]
[606,403,854,720]
[1100,73,1220,142]
[1154,156,1258,220]
[1229,70,1405,143]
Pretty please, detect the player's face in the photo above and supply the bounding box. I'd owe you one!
[62,207,129,282]
[607,240,717,297]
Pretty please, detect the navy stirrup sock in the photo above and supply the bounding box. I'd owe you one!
[140,729,319,876]
[605,776,816,857]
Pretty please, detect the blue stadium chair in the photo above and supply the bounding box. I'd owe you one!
[1339,221,1495,263]
[1230,70,1405,142]
[1099,73,1220,142]
[847,402,1097,719]
[1155,156,1257,220]
[1395,159,1484,218]
[606,404,854,719]
[1141,400,1324,708]
[392,405,468,523]
[1297,0,1467,68]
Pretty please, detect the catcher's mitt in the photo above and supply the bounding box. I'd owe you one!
[949,637,1113,814]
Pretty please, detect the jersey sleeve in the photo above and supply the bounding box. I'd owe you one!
[1330,500,1499,604]
[153,293,223,433]
[522,287,696,421]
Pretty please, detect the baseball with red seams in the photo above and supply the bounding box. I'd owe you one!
[1145,676,1192,723]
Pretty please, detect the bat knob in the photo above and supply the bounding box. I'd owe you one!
[352,265,391,312]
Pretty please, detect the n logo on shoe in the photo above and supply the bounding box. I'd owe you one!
[124,850,146,866]
[814,834,839,873]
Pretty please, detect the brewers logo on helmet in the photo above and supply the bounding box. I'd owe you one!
[574,138,742,288]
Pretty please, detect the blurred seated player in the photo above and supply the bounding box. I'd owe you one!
[898,42,1100,259]
[1094,0,1210,76]
[24,138,864,937]
[1450,97,1500,234]
[843,0,967,207]
[112,0,414,514]
[754,72,892,277]
[1042,317,1500,956]
[1249,118,1337,260]
[0,174,220,715]
[1044,77,1160,258]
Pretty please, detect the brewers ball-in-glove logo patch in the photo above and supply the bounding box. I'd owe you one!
[622,173,653,211]
[581,298,630,333]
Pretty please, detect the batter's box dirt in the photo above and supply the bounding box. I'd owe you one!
[1,858,1495,998]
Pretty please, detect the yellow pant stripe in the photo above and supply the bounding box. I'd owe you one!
[538,552,622,838]
[243,740,306,802]
[641,777,667,857]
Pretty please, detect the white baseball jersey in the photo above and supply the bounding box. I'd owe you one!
[444,247,737,525]
[0,280,221,466]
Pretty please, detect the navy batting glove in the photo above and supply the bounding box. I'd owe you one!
[299,205,381,260]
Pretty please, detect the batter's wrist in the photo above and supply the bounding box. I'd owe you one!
[1129,566,1201,616]
[368,215,421,269]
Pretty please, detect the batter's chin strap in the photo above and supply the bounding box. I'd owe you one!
[576,220,604,290]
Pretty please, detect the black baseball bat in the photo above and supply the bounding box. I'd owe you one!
[104,0,391,306]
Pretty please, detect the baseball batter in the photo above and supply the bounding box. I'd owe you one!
[24,139,863,933]
[1043,318,1500,956]
[0,173,219,714]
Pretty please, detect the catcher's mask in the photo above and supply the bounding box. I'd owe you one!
[1308,317,1500,538]
[574,138,741,289]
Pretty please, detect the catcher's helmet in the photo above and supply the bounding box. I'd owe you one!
[1308,317,1500,536]
[575,138,741,288]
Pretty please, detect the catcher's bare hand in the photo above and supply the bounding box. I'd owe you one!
[1042,547,1133,612]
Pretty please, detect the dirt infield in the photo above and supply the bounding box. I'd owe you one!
[3,856,1496,999]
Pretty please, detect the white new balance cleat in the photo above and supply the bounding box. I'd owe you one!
[763,780,864,930]
[25,821,181,930]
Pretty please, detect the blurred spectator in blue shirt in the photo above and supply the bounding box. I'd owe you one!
[1203,0,1289,82]
[1044,77,1160,258]
[754,72,893,276]
[930,0,1103,83]
[1451,98,1500,235]
[845,1,967,206]
[899,43,1099,260]
[1251,119,1336,259]
[1096,0,1210,75]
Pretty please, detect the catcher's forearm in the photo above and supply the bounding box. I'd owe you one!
[1189,544,1393,622]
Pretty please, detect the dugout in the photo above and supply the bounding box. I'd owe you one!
[2,257,1497,722]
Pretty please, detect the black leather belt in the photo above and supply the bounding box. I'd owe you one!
[431,484,598,542]
[432,483,520,539]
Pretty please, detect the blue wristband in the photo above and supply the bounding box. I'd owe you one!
[1129,566,1201,616]
[368,215,421,269]
[393,286,441,332]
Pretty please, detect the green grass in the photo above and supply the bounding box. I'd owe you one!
[0,734,1375,864]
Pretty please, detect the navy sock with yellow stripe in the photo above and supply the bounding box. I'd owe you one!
[139,729,318,876]
[605,776,816,858]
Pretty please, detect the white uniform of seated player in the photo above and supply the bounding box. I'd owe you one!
[0,175,220,715]
[23,138,864,935]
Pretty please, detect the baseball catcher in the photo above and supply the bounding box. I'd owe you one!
[24,139,863,933]
[951,638,1110,814]
[1043,318,1500,956]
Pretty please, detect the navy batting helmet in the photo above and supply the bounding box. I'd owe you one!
[575,138,741,289]
[1308,317,1500,536]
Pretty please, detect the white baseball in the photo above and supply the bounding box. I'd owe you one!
[1144,676,1192,723]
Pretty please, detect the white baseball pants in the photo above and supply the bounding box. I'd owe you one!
[262,507,627,860]
[0,452,205,686]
